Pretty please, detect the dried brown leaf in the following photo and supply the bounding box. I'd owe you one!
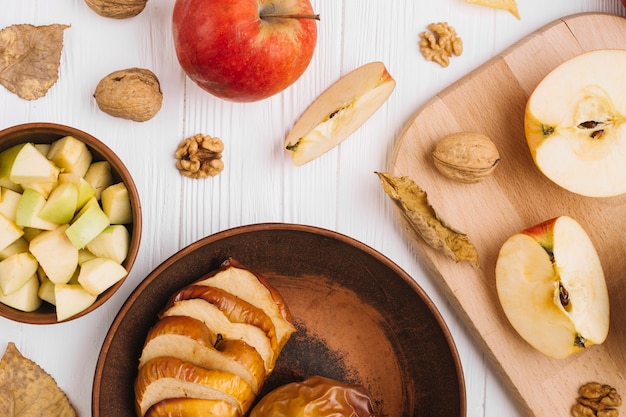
[0,24,70,100]
[0,342,76,417]
[377,172,479,266]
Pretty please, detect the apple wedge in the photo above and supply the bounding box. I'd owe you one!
[54,283,98,321]
[138,315,266,394]
[65,203,110,249]
[39,182,79,224]
[0,237,29,261]
[134,357,255,417]
[0,187,23,222]
[495,216,609,359]
[77,257,127,296]
[145,398,240,417]
[285,61,395,166]
[0,273,41,312]
[37,275,56,306]
[195,258,296,353]
[525,49,626,197]
[47,135,93,177]
[29,224,79,284]
[2,143,60,185]
[83,161,113,200]
[0,252,39,296]
[0,212,24,253]
[58,173,96,211]
[100,182,132,224]
[15,189,59,231]
[159,298,275,373]
[85,224,130,264]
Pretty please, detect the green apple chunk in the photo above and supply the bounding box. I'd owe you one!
[83,161,113,200]
[101,182,132,224]
[15,189,59,230]
[0,212,24,252]
[20,181,57,199]
[77,257,127,296]
[29,225,79,284]
[6,143,60,184]
[0,274,41,312]
[0,252,39,295]
[58,173,96,210]
[38,276,56,305]
[0,237,29,261]
[39,182,78,224]
[47,136,93,177]
[85,225,129,264]
[0,145,23,192]
[0,187,22,222]
[65,204,110,249]
[78,249,97,265]
[54,283,97,321]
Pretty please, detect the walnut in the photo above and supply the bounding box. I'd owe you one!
[94,68,162,122]
[84,0,147,19]
[573,382,621,417]
[419,22,463,67]
[175,134,225,178]
[432,132,500,183]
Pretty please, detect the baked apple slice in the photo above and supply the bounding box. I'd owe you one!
[160,298,275,373]
[284,61,395,166]
[495,216,610,359]
[139,315,266,394]
[145,398,239,417]
[195,258,295,353]
[134,356,254,417]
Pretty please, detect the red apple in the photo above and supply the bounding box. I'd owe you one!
[172,0,319,102]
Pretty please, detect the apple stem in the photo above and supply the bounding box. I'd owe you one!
[260,13,320,20]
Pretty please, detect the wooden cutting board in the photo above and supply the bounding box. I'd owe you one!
[389,12,626,417]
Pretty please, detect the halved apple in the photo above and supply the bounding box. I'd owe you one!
[495,216,610,359]
[145,398,239,417]
[134,357,255,417]
[285,61,395,166]
[525,49,626,197]
[139,315,266,394]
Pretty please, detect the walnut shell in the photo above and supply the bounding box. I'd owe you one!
[84,0,147,19]
[432,132,500,183]
[94,68,162,122]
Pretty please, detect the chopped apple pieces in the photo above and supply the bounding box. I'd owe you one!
[0,138,133,320]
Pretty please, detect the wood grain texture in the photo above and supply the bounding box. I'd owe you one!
[390,13,626,417]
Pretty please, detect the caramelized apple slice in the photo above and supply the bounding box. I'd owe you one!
[145,398,239,417]
[285,61,395,166]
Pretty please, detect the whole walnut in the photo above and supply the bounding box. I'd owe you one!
[84,0,147,19]
[94,68,162,122]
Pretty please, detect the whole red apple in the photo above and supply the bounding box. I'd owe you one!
[622,0,626,9]
[172,0,319,102]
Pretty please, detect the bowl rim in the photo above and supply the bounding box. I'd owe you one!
[0,122,142,324]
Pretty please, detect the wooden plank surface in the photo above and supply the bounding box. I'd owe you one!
[390,13,626,417]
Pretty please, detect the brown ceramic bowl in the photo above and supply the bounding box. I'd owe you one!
[93,223,465,417]
[0,122,141,324]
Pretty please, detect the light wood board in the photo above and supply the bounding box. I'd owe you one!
[389,12,626,417]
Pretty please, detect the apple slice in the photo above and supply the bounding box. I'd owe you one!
[39,182,79,224]
[77,257,127,296]
[138,315,266,394]
[46,135,93,177]
[134,357,255,417]
[54,283,97,321]
[195,258,296,353]
[37,275,56,305]
[0,187,23,222]
[20,180,57,199]
[0,252,39,295]
[0,146,24,192]
[159,298,275,373]
[83,161,113,200]
[6,143,60,184]
[29,224,79,284]
[0,273,41,312]
[525,49,626,197]
[58,173,96,211]
[495,216,610,359]
[0,212,24,252]
[101,182,132,224]
[145,398,240,417]
[285,61,395,166]
[65,203,110,249]
[15,189,59,231]
[0,237,29,261]
[85,224,130,264]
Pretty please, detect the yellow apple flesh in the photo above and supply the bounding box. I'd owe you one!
[495,216,609,359]
[525,49,626,197]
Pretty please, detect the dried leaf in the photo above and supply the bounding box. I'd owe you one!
[465,0,520,19]
[0,24,70,100]
[377,172,479,266]
[0,342,76,417]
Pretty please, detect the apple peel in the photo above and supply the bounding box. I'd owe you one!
[377,172,479,266]
[286,62,396,166]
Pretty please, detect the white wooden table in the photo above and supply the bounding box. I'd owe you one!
[2,1,625,416]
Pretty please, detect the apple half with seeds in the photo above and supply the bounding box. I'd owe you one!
[495,216,609,359]
[525,49,626,198]
[285,61,395,166]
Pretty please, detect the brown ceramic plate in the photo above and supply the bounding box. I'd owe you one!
[92,223,465,417]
